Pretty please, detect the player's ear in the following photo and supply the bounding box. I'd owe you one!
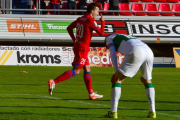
[91,9,94,14]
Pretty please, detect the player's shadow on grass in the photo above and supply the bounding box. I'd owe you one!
[0,105,108,110]
[0,111,92,117]
[1,96,103,101]
[118,100,180,104]
[0,96,50,100]
[0,84,45,86]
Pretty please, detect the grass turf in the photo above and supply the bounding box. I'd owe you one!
[0,66,180,120]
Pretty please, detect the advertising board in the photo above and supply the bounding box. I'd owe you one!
[41,21,75,33]
[6,20,41,33]
[173,47,180,68]
[0,46,124,66]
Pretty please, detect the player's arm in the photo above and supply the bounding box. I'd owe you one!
[96,14,105,36]
[90,14,105,36]
[107,43,118,72]
[67,20,77,42]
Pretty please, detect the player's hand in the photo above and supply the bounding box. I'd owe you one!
[99,13,104,21]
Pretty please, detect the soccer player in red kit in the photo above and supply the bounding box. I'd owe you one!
[48,3,105,100]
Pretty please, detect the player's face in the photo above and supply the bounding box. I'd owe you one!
[91,7,99,19]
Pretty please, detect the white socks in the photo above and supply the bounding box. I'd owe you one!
[110,82,155,113]
[111,83,121,112]
[145,83,155,112]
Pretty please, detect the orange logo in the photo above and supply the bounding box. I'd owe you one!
[6,20,40,33]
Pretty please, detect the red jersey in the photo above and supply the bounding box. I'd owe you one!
[67,14,105,51]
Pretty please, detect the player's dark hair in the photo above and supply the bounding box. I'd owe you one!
[87,3,100,14]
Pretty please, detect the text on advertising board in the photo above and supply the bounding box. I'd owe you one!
[41,21,75,33]
[6,20,40,33]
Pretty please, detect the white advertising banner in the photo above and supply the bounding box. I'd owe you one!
[0,46,74,66]
[0,46,173,67]
[0,46,125,67]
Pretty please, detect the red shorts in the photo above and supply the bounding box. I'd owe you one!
[72,48,90,69]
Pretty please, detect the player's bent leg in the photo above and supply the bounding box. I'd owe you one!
[105,71,125,118]
[141,77,151,84]
[73,67,82,75]
[111,82,121,114]
[111,70,126,84]
[53,69,77,84]
[141,77,156,118]
[48,68,79,95]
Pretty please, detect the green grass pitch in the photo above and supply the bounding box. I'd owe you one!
[0,66,180,120]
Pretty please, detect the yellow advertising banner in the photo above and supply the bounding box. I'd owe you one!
[173,47,180,68]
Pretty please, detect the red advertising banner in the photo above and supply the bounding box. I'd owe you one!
[88,47,124,67]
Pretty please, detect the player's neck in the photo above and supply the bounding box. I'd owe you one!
[90,14,94,19]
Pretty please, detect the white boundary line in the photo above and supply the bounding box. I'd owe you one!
[1,94,180,118]
[38,95,180,118]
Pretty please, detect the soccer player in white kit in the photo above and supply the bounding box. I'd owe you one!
[103,34,156,119]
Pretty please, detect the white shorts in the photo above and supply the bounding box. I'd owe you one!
[118,45,154,80]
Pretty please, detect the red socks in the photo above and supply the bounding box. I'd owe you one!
[54,69,76,84]
[53,70,94,95]
[84,72,94,94]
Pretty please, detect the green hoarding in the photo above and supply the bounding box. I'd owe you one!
[42,21,75,33]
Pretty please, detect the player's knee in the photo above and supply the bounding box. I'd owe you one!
[141,77,151,84]
[111,71,126,84]
[75,72,80,75]
[111,74,114,83]
[74,69,81,75]
[141,77,146,84]
[111,74,118,84]
[83,65,90,71]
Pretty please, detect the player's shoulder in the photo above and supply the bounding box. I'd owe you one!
[84,14,95,22]
[76,15,90,22]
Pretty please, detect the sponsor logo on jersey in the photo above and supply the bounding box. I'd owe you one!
[94,21,97,27]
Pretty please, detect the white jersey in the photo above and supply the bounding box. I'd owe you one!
[106,34,147,55]
[106,34,152,74]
